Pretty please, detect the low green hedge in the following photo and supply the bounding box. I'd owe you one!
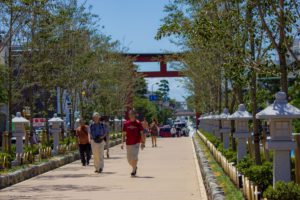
[202,131,236,163]
[264,181,300,200]
[200,130,273,192]
[236,156,272,191]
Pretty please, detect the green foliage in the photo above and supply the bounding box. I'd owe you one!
[220,147,237,163]
[133,97,158,122]
[195,134,244,200]
[264,181,300,200]
[202,130,237,163]
[60,137,76,146]
[24,144,39,155]
[0,64,7,105]
[202,130,273,192]
[237,156,272,191]
[0,152,13,163]
[236,156,254,175]
[157,79,170,98]
[202,131,221,148]
[134,77,148,98]
[157,108,174,125]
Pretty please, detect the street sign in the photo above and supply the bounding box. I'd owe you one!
[149,94,158,101]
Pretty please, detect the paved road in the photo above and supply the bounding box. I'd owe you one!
[0,137,207,200]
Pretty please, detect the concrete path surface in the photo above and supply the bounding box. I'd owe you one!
[0,137,207,200]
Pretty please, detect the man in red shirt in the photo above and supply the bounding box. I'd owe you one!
[122,110,146,177]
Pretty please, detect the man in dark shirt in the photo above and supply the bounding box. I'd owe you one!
[122,110,146,177]
[90,112,108,173]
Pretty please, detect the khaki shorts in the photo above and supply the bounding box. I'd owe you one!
[126,144,140,162]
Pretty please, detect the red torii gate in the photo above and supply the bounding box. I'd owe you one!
[123,53,200,126]
[124,53,182,77]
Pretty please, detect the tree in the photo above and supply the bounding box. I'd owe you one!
[133,97,157,122]
[157,79,170,99]
[155,0,282,164]
[256,0,300,96]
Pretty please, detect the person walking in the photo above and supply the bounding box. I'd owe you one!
[101,116,110,158]
[141,117,149,138]
[150,118,159,147]
[90,112,108,173]
[76,118,91,166]
[121,110,145,177]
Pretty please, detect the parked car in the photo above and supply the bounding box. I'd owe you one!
[159,125,172,137]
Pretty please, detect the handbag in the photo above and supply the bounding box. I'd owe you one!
[93,135,103,143]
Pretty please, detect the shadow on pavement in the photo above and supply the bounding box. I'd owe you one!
[105,156,123,160]
[3,184,110,193]
[133,176,154,179]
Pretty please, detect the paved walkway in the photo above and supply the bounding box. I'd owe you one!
[0,137,207,200]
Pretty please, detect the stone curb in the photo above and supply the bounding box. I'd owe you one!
[192,135,225,200]
[0,139,123,189]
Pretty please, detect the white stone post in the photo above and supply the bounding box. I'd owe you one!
[49,114,63,155]
[229,104,252,161]
[12,112,29,165]
[257,92,300,185]
[220,108,231,149]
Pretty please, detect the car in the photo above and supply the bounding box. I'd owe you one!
[159,125,172,137]
[173,122,189,137]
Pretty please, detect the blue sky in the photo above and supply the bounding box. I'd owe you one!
[81,0,187,101]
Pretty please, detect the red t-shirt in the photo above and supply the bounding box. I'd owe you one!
[123,120,143,145]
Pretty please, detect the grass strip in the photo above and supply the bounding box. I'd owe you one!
[195,133,244,200]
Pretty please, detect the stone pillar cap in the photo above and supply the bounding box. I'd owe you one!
[12,112,29,123]
[256,92,300,119]
[219,108,230,119]
[49,113,64,123]
[229,104,252,120]
[212,114,220,120]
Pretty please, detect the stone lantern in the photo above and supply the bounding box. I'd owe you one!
[229,104,252,161]
[12,112,29,154]
[219,108,231,149]
[49,113,63,154]
[12,112,29,165]
[256,92,300,184]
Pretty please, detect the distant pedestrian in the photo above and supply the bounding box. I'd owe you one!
[101,117,110,158]
[141,117,149,138]
[76,118,91,166]
[122,110,145,177]
[90,112,108,173]
[171,126,177,137]
[150,118,159,147]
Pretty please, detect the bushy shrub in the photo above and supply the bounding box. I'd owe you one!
[0,152,13,162]
[237,157,272,191]
[264,181,300,200]
[0,152,13,169]
[236,156,254,175]
[221,148,237,163]
[60,137,76,145]
[202,131,221,148]
[246,162,273,191]
[24,144,39,155]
